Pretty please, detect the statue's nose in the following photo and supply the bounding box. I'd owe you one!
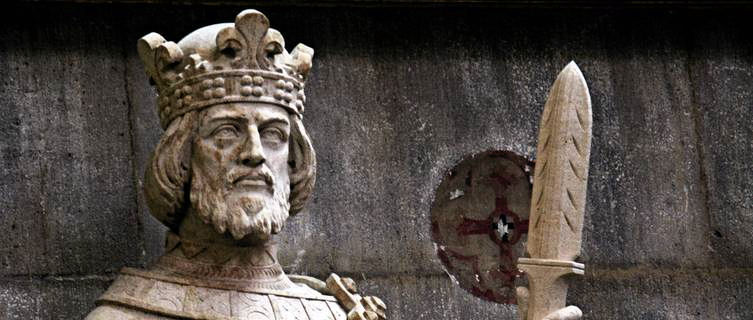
[239,128,265,166]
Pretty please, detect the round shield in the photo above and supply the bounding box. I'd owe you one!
[430,150,532,304]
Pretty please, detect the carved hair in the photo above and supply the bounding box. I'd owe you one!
[143,110,316,231]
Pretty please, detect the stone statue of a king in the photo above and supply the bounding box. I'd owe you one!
[87,9,385,320]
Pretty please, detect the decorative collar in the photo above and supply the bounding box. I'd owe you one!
[155,232,293,291]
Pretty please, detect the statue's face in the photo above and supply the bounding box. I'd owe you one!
[189,102,292,240]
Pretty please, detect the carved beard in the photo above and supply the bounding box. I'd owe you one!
[189,164,290,240]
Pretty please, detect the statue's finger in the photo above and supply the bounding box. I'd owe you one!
[542,306,582,320]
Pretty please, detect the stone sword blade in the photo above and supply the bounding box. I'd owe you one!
[526,61,592,262]
[517,62,592,320]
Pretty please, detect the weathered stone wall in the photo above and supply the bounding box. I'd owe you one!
[1,3,752,319]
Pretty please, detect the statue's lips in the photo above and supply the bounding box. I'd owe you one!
[232,174,272,189]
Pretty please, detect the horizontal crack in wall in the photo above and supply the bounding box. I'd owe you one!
[0,273,118,282]
[294,266,753,282]
[2,266,751,284]
[586,266,753,280]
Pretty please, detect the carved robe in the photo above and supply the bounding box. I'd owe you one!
[86,235,347,320]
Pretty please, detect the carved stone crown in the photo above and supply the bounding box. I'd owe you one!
[138,9,314,129]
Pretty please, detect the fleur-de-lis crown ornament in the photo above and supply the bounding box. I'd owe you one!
[138,9,314,129]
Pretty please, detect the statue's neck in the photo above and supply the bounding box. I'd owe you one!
[178,208,273,248]
[163,232,280,267]
[153,212,290,286]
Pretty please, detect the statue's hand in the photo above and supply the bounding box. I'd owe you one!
[516,286,581,320]
[326,273,386,320]
[360,295,387,320]
[543,306,582,320]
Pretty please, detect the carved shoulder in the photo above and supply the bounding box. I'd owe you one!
[288,274,329,293]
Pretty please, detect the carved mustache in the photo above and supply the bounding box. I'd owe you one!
[227,168,275,187]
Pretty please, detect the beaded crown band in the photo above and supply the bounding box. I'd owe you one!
[137,9,313,129]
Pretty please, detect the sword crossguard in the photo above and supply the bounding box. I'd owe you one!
[517,258,584,320]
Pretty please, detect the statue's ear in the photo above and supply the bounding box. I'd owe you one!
[288,116,316,215]
[143,112,198,230]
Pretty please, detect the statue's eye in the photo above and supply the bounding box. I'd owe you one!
[260,127,285,143]
[213,125,239,139]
